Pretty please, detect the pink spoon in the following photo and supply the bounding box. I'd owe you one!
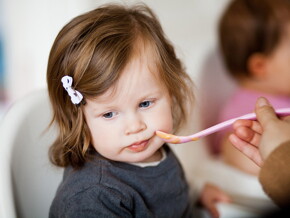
[156,108,290,144]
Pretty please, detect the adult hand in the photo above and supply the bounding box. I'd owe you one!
[229,97,290,166]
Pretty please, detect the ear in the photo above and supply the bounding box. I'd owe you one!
[247,53,267,79]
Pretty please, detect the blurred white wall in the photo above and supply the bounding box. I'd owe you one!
[2,0,98,103]
[2,0,231,103]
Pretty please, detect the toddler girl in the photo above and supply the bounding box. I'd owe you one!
[46,3,228,217]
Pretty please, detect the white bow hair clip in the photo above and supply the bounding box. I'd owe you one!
[61,76,83,105]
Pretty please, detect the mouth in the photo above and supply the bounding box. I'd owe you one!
[126,140,149,152]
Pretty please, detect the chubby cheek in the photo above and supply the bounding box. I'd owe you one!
[153,104,173,134]
[89,127,118,157]
[157,114,173,133]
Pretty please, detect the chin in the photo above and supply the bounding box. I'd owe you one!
[137,147,162,163]
[127,152,152,163]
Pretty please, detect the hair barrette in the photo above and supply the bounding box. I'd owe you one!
[61,76,84,105]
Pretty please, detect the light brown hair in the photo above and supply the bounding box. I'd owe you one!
[218,0,290,78]
[47,3,194,168]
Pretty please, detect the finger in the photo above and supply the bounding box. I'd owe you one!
[229,134,263,166]
[235,126,261,147]
[255,97,278,127]
[281,115,290,122]
[215,191,231,203]
[204,184,231,202]
[232,119,252,129]
[207,192,231,218]
[207,204,219,218]
[233,119,263,134]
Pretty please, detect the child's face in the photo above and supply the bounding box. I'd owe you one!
[83,56,173,163]
[265,25,290,95]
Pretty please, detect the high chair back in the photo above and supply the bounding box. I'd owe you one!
[0,89,63,218]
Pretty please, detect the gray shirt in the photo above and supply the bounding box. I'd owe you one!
[49,145,193,218]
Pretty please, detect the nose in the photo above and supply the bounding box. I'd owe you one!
[125,113,146,135]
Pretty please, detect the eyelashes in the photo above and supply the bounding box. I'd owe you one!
[102,111,118,119]
[139,100,153,108]
[102,99,156,120]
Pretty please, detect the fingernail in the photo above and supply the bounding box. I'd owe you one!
[257,97,270,107]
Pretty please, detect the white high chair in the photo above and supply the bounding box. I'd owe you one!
[0,89,63,218]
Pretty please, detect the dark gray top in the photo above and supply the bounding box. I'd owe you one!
[49,145,193,218]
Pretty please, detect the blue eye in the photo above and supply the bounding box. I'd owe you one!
[102,112,117,119]
[139,100,152,108]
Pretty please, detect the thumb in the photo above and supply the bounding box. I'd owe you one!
[255,97,277,128]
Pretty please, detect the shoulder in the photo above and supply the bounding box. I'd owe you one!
[50,183,132,218]
[220,88,290,121]
[58,154,136,198]
[50,158,134,217]
[219,88,263,120]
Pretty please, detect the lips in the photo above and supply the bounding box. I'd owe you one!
[127,140,149,152]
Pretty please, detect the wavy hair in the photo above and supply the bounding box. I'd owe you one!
[47,3,194,168]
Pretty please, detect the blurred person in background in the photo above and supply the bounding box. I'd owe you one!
[203,0,290,213]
